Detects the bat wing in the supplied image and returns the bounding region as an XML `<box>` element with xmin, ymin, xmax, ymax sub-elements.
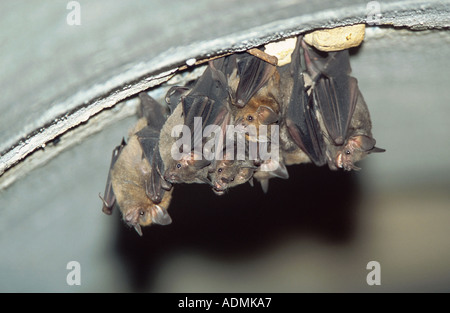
<box><xmin>181</xmin><ymin>62</ymin><xmax>230</xmax><ymax>149</ymax></box>
<box><xmin>136</xmin><ymin>126</ymin><xmax>169</xmax><ymax>203</ymax></box>
<box><xmin>234</xmin><ymin>53</ymin><xmax>276</xmax><ymax>108</ymax></box>
<box><xmin>100</xmin><ymin>139</ymin><xmax>126</xmax><ymax>214</ymax></box>
<box><xmin>302</xmin><ymin>42</ymin><xmax>356</xmax><ymax>145</ymax></box>
<box><xmin>285</xmin><ymin>37</ymin><xmax>327</xmax><ymax>166</ymax></box>
<box><xmin>138</xmin><ymin>92</ymin><xmax>168</xmax><ymax>131</ymax></box>
<box><xmin>286</xmin><ymin>95</ymin><xmax>327</xmax><ymax>166</ymax></box>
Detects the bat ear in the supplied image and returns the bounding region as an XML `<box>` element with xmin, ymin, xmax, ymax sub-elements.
<box><xmin>152</xmin><ymin>205</ymin><xmax>172</xmax><ymax>226</ymax></box>
<box><xmin>192</xmin><ymin>159</ymin><xmax>211</xmax><ymax>170</ymax></box>
<box><xmin>133</xmin><ymin>225</ymin><xmax>143</xmax><ymax>236</ymax></box>
<box><xmin>370</xmin><ymin>146</ymin><xmax>386</xmax><ymax>153</ymax></box>
<box><xmin>352</xmin><ymin>135</ymin><xmax>376</xmax><ymax>151</ymax></box>
<box><xmin>256</xmin><ymin>105</ymin><xmax>279</xmax><ymax>125</ymax></box>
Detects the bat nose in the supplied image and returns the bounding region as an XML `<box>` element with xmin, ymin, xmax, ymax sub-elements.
<box><xmin>163</xmin><ymin>173</ymin><xmax>176</xmax><ymax>183</ymax></box>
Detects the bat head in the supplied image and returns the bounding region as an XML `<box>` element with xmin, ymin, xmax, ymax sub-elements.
<box><xmin>163</xmin><ymin>151</ymin><xmax>211</xmax><ymax>184</ymax></box>
<box><xmin>331</xmin><ymin>135</ymin><xmax>385</xmax><ymax>171</ymax></box>
<box><xmin>122</xmin><ymin>203</ymin><xmax>172</xmax><ymax>236</ymax></box>
<box><xmin>234</xmin><ymin>96</ymin><xmax>279</xmax><ymax>128</ymax></box>
<box><xmin>209</xmin><ymin>158</ymin><xmax>256</xmax><ymax>195</ymax></box>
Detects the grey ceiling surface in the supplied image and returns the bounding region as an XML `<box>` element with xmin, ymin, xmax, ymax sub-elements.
<box><xmin>0</xmin><ymin>0</ymin><xmax>449</xmax><ymax>292</ymax></box>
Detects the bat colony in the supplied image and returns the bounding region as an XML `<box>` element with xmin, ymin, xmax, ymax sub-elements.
<box><xmin>100</xmin><ymin>33</ymin><xmax>385</xmax><ymax>236</ymax></box>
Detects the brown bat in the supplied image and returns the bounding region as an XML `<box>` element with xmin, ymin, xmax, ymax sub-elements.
<box><xmin>284</xmin><ymin>35</ymin><xmax>384</xmax><ymax>170</ymax></box>
<box><xmin>100</xmin><ymin>93</ymin><xmax>173</xmax><ymax>235</ymax></box>
<box><xmin>208</xmin><ymin>147</ymin><xmax>257</xmax><ymax>195</ymax></box>
<box><xmin>233</xmin><ymin>69</ymin><xmax>281</xmax><ymax>143</ymax></box>
<box><xmin>100</xmin><ymin>118</ymin><xmax>173</xmax><ymax>236</ymax></box>
<box><xmin>159</xmin><ymin>93</ymin><xmax>215</xmax><ymax>185</ymax></box>
<box><xmin>323</xmin><ymin>88</ymin><xmax>385</xmax><ymax>171</ymax></box>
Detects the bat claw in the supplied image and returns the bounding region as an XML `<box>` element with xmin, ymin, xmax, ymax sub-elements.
<box><xmin>98</xmin><ymin>193</ymin><xmax>113</xmax><ymax>215</ymax></box>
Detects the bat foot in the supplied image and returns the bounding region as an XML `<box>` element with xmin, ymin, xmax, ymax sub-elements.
<box><xmin>98</xmin><ymin>193</ymin><xmax>114</xmax><ymax>215</ymax></box>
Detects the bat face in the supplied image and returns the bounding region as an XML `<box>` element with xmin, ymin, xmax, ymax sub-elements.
<box><xmin>208</xmin><ymin>158</ymin><xmax>256</xmax><ymax>195</ymax></box>
<box><xmin>329</xmin><ymin>135</ymin><xmax>385</xmax><ymax>171</ymax></box>
<box><xmin>163</xmin><ymin>150</ymin><xmax>211</xmax><ymax>185</ymax></box>
<box><xmin>234</xmin><ymin>95</ymin><xmax>279</xmax><ymax>142</ymax></box>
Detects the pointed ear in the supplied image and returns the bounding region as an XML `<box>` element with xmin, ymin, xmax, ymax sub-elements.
<box><xmin>271</xmin><ymin>162</ymin><xmax>289</xmax><ymax>179</ymax></box>
<box><xmin>259</xmin><ymin>179</ymin><xmax>269</xmax><ymax>193</ymax></box>
<box><xmin>152</xmin><ymin>205</ymin><xmax>172</xmax><ymax>226</ymax></box>
<box><xmin>354</xmin><ymin>135</ymin><xmax>376</xmax><ymax>151</ymax></box>
<box><xmin>192</xmin><ymin>159</ymin><xmax>211</xmax><ymax>169</ymax></box>
<box><xmin>257</xmin><ymin>105</ymin><xmax>278</xmax><ymax>125</ymax></box>
<box><xmin>370</xmin><ymin>146</ymin><xmax>386</xmax><ymax>153</ymax></box>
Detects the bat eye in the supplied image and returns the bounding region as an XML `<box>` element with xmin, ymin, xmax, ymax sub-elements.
<box><xmin>176</xmin><ymin>163</ymin><xmax>182</xmax><ymax>169</ymax></box>
<box><xmin>230</xmin><ymin>177</ymin><xmax>234</xmax><ymax>182</ymax></box>
<box><xmin>247</xmin><ymin>115</ymin><xmax>253</xmax><ymax>121</ymax></box>
<box><xmin>218</xmin><ymin>168</ymin><xmax>223</xmax><ymax>173</ymax></box>
<box><xmin>345</xmin><ymin>150</ymin><xmax>351</xmax><ymax>155</ymax></box>
<box><xmin>139</xmin><ymin>210</ymin><xmax>145</xmax><ymax>216</ymax></box>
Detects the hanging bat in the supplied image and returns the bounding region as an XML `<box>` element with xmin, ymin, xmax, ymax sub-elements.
<box><xmin>300</xmin><ymin>38</ymin><xmax>385</xmax><ymax>170</ymax></box>
<box><xmin>302</xmin><ymin>38</ymin><xmax>357</xmax><ymax>147</ymax></box>
<box><xmin>284</xmin><ymin>36</ymin><xmax>327</xmax><ymax>166</ymax></box>
<box><xmin>158</xmin><ymin>102</ymin><xmax>213</xmax><ymax>185</ymax></box>
<box><xmin>325</xmin><ymin>87</ymin><xmax>385</xmax><ymax>171</ymax></box>
<box><xmin>99</xmin><ymin>93</ymin><xmax>173</xmax><ymax>236</ymax></box>
<box><xmin>232</xmin><ymin>50</ymin><xmax>278</xmax><ymax>108</ymax></box>
<box><xmin>208</xmin><ymin>146</ymin><xmax>258</xmax><ymax>195</ymax></box>
<box><xmin>233</xmin><ymin>68</ymin><xmax>281</xmax><ymax>143</ymax></box>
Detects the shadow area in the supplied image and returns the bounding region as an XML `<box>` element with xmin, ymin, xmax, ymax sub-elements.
<box><xmin>113</xmin><ymin>163</ymin><xmax>361</xmax><ymax>291</ymax></box>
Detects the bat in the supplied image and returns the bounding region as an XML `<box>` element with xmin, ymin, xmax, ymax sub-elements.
<box><xmin>324</xmin><ymin>88</ymin><xmax>385</xmax><ymax>171</ymax></box>
<box><xmin>233</xmin><ymin>50</ymin><xmax>277</xmax><ymax>108</ymax></box>
<box><xmin>161</xmin><ymin>50</ymin><xmax>277</xmax><ymax>185</ymax></box>
<box><xmin>233</xmin><ymin>68</ymin><xmax>281</xmax><ymax>143</ymax></box>
<box><xmin>284</xmin><ymin>35</ymin><xmax>384</xmax><ymax>170</ymax></box>
<box><xmin>136</xmin><ymin>92</ymin><xmax>173</xmax><ymax>200</ymax></box>
<box><xmin>208</xmin><ymin>146</ymin><xmax>258</xmax><ymax>195</ymax></box>
<box><xmin>284</xmin><ymin>36</ymin><xmax>327</xmax><ymax>166</ymax></box>
<box><xmin>300</xmin><ymin>38</ymin><xmax>385</xmax><ymax>170</ymax></box>
<box><xmin>100</xmin><ymin>31</ymin><xmax>385</xmax><ymax>234</ymax></box>
<box><xmin>160</xmin><ymin>57</ymin><xmax>233</xmax><ymax>185</ymax></box>
<box><xmin>302</xmin><ymin>38</ymin><xmax>357</xmax><ymax>146</ymax></box>
<box><xmin>100</xmin><ymin>93</ymin><xmax>173</xmax><ymax>235</ymax></box>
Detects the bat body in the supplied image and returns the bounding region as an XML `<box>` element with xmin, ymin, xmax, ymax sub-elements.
<box><xmin>159</xmin><ymin>103</ymin><xmax>213</xmax><ymax>185</ymax></box>
<box><xmin>233</xmin><ymin>69</ymin><xmax>281</xmax><ymax>143</ymax></box>
<box><xmin>100</xmin><ymin>93</ymin><xmax>173</xmax><ymax>235</ymax></box>
<box><xmin>324</xmin><ymin>88</ymin><xmax>385</xmax><ymax>170</ymax></box>
<box><xmin>101</xmin><ymin>118</ymin><xmax>173</xmax><ymax>236</ymax></box>
<box><xmin>301</xmin><ymin>39</ymin><xmax>385</xmax><ymax>170</ymax></box>
<box><xmin>284</xmin><ymin>36</ymin><xmax>328</xmax><ymax>167</ymax></box>
<box><xmin>284</xmin><ymin>36</ymin><xmax>384</xmax><ymax>170</ymax></box>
